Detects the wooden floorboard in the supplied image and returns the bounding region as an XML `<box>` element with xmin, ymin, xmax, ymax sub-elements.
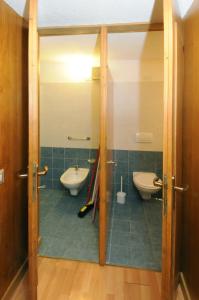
<box><xmin>11</xmin><ymin>257</ymin><xmax>162</xmax><ymax>300</ymax></box>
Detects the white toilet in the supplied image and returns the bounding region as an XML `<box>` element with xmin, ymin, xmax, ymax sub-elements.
<box><xmin>60</xmin><ymin>167</ymin><xmax>89</xmax><ymax>196</ymax></box>
<box><xmin>133</xmin><ymin>172</ymin><xmax>161</xmax><ymax>200</ymax></box>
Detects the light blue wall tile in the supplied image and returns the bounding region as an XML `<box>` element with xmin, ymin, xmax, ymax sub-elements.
<box><xmin>64</xmin><ymin>158</ymin><xmax>77</xmax><ymax>169</ymax></box>
<box><xmin>41</xmin><ymin>157</ymin><xmax>52</xmax><ymax>168</ymax></box>
<box><xmin>53</xmin><ymin>147</ymin><xmax>64</xmax><ymax>158</ymax></box>
<box><xmin>40</xmin><ymin>179</ymin><xmax>53</xmax><ymax>189</ymax></box>
<box><xmin>53</xmin><ymin>168</ymin><xmax>64</xmax><ymax>179</ymax></box>
<box><xmin>89</xmin><ymin>148</ymin><xmax>98</xmax><ymax>157</ymax></box>
<box><xmin>77</xmin><ymin>159</ymin><xmax>90</xmax><ymax>169</ymax></box>
<box><xmin>115</xmin><ymin>150</ymin><xmax>128</xmax><ymax>162</ymax></box>
<box><xmin>77</xmin><ymin>149</ymin><xmax>90</xmax><ymax>159</ymax></box>
<box><xmin>53</xmin><ymin>180</ymin><xmax>64</xmax><ymax>190</ymax></box>
<box><xmin>115</xmin><ymin>161</ymin><xmax>128</xmax><ymax>173</ymax></box>
<box><xmin>41</xmin><ymin>147</ymin><xmax>52</xmax><ymax>157</ymax></box>
<box><xmin>65</xmin><ymin>148</ymin><xmax>78</xmax><ymax>159</ymax></box>
<box><xmin>53</xmin><ymin>158</ymin><xmax>64</xmax><ymax>169</ymax></box>
<box><xmin>44</xmin><ymin>168</ymin><xmax>53</xmax><ymax>180</ymax></box>
<box><xmin>114</xmin><ymin>172</ymin><xmax>129</xmax><ymax>185</ymax></box>
<box><xmin>40</xmin><ymin>148</ymin><xmax>163</xmax><ymax>197</ymax></box>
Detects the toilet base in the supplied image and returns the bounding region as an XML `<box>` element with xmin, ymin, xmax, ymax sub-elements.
<box><xmin>139</xmin><ymin>191</ymin><xmax>152</xmax><ymax>200</ymax></box>
<box><xmin>69</xmin><ymin>189</ymin><xmax>79</xmax><ymax>196</ymax></box>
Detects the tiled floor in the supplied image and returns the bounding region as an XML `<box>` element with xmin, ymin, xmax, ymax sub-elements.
<box><xmin>107</xmin><ymin>194</ymin><xmax>162</xmax><ymax>271</ymax></box>
<box><xmin>39</xmin><ymin>189</ymin><xmax>162</xmax><ymax>271</ymax></box>
<box><xmin>39</xmin><ymin>189</ymin><xmax>99</xmax><ymax>262</ymax></box>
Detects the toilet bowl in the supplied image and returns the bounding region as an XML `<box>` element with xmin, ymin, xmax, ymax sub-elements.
<box><xmin>133</xmin><ymin>172</ymin><xmax>161</xmax><ymax>200</ymax></box>
<box><xmin>60</xmin><ymin>167</ymin><xmax>89</xmax><ymax>196</ymax></box>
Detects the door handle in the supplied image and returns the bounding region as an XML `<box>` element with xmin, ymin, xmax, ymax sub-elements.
<box><xmin>153</xmin><ymin>177</ymin><xmax>163</xmax><ymax>187</ymax></box>
<box><xmin>172</xmin><ymin>176</ymin><xmax>189</xmax><ymax>193</ymax></box>
<box><xmin>38</xmin><ymin>185</ymin><xmax>46</xmax><ymax>190</ymax></box>
<box><xmin>18</xmin><ymin>173</ymin><xmax>28</xmax><ymax>179</ymax></box>
<box><xmin>37</xmin><ymin>166</ymin><xmax>48</xmax><ymax>176</ymax></box>
<box><xmin>18</xmin><ymin>165</ymin><xmax>49</xmax><ymax>178</ymax></box>
<box><xmin>173</xmin><ymin>185</ymin><xmax>189</xmax><ymax>192</ymax></box>
<box><xmin>106</xmin><ymin>160</ymin><xmax>117</xmax><ymax>167</ymax></box>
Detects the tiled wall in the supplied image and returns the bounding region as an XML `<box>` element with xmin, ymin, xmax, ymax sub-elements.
<box><xmin>40</xmin><ymin>147</ymin><xmax>163</xmax><ymax>199</ymax></box>
<box><xmin>113</xmin><ymin>150</ymin><xmax>163</xmax><ymax>198</ymax></box>
<box><xmin>40</xmin><ymin>147</ymin><xmax>97</xmax><ymax>190</ymax></box>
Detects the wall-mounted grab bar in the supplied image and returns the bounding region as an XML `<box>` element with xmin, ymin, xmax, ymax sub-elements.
<box><xmin>67</xmin><ymin>136</ymin><xmax>91</xmax><ymax>141</ymax></box>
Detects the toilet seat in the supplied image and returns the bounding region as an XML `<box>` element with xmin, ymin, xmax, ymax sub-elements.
<box><xmin>133</xmin><ymin>172</ymin><xmax>159</xmax><ymax>191</ymax></box>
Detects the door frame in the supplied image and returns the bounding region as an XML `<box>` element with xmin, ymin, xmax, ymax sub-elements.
<box><xmin>162</xmin><ymin>1</ymin><xmax>184</xmax><ymax>299</ymax></box>
<box><xmin>31</xmin><ymin>19</ymin><xmax>168</xmax><ymax>298</ymax></box>
<box><xmin>28</xmin><ymin>0</ymin><xmax>39</xmax><ymax>299</ymax></box>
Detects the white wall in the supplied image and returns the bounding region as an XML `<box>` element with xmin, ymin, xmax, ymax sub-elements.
<box><xmin>40</xmin><ymin>82</ymin><xmax>100</xmax><ymax>149</ymax></box>
<box><xmin>108</xmin><ymin>32</ymin><xmax>164</xmax><ymax>151</ymax></box>
<box><xmin>110</xmin><ymin>80</ymin><xmax>164</xmax><ymax>151</ymax></box>
<box><xmin>40</xmin><ymin>32</ymin><xmax>164</xmax><ymax>151</ymax></box>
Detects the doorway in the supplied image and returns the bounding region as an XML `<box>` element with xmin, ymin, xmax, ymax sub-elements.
<box><xmin>105</xmin><ymin>31</ymin><xmax>164</xmax><ymax>271</ymax></box>
<box><xmin>38</xmin><ymin>34</ymin><xmax>100</xmax><ymax>263</ymax></box>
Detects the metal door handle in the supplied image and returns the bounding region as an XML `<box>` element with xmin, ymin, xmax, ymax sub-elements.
<box><xmin>37</xmin><ymin>166</ymin><xmax>48</xmax><ymax>176</ymax></box>
<box><xmin>106</xmin><ymin>160</ymin><xmax>117</xmax><ymax>167</ymax></box>
<box><xmin>38</xmin><ymin>185</ymin><xmax>46</xmax><ymax>190</ymax></box>
<box><xmin>173</xmin><ymin>185</ymin><xmax>189</xmax><ymax>192</ymax></box>
<box><xmin>18</xmin><ymin>165</ymin><xmax>48</xmax><ymax>178</ymax></box>
<box><xmin>153</xmin><ymin>177</ymin><xmax>163</xmax><ymax>187</ymax></box>
<box><xmin>172</xmin><ymin>176</ymin><xmax>189</xmax><ymax>193</ymax></box>
<box><xmin>18</xmin><ymin>173</ymin><xmax>28</xmax><ymax>179</ymax></box>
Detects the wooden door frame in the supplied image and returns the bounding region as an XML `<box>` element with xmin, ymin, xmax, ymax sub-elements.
<box><xmin>99</xmin><ymin>26</ymin><xmax>108</xmax><ymax>265</ymax></box>
<box><xmin>161</xmin><ymin>0</ymin><xmax>173</xmax><ymax>298</ymax></box>
<box><xmin>34</xmin><ymin>20</ymin><xmax>166</xmax><ymax>296</ymax></box>
<box><xmin>28</xmin><ymin>0</ymin><xmax>39</xmax><ymax>299</ymax></box>
<box><xmin>38</xmin><ymin>22</ymin><xmax>164</xmax><ymax>266</ymax></box>
<box><xmin>162</xmin><ymin>1</ymin><xmax>184</xmax><ymax>299</ymax></box>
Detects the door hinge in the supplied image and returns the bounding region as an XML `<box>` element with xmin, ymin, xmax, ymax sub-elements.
<box><xmin>163</xmin><ymin>175</ymin><xmax>168</xmax><ymax>216</ymax></box>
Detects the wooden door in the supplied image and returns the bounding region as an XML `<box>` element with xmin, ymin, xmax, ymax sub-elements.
<box><xmin>181</xmin><ymin>2</ymin><xmax>199</xmax><ymax>299</ymax></box>
<box><xmin>162</xmin><ymin>1</ymin><xmax>184</xmax><ymax>299</ymax></box>
<box><xmin>28</xmin><ymin>0</ymin><xmax>39</xmax><ymax>299</ymax></box>
<box><xmin>0</xmin><ymin>2</ymin><xmax>28</xmax><ymax>298</ymax></box>
<box><xmin>99</xmin><ymin>26</ymin><xmax>113</xmax><ymax>265</ymax></box>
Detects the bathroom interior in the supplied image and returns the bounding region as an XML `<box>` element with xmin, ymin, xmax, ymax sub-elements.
<box><xmin>39</xmin><ymin>29</ymin><xmax>164</xmax><ymax>271</ymax></box>
<box><xmin>39</xmin><ymin>34</ymin><xmax>101</xmax><ymax>262</ymax></box>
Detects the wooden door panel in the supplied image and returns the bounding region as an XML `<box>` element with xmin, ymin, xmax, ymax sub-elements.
<box><xmin>182</xmin><ymin>3</ymin><xmax>199</xmax><ymax>299</ymax></box>
<box><xmin>99</xmin><ymin>26</ymin><xmax>113</xmax><ymax>265</ymax></box>
<box><xmin>162</xmin><ymin>1</ymin><xmax>183</xmax><ymax>299</ymax></box>
<box><xmin>0</xmin><ymin>2</ymin><xmax>28</xmax><ymax>298</ymax></box>
<box><xmin>172</xmin><ymin>21</ymin><xmax>184</xmax><ymax>295</ymax></box>
<box><xmin>28</xmin><ymin>0</ymin><xmax>39</xmax><ymax>299</ymax></box>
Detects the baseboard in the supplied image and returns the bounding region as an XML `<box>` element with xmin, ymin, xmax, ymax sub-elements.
<box><xmin>2</xmin><ymin>259</ymin><xmax>27</xmax><ymax>300</ymax></box>
<box><xmin>179</xmin><ymin>272</ymin><xmax>191</xmax><ymax>300</ymax></box>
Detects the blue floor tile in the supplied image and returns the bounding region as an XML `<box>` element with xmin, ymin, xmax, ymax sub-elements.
<box><xmin>107</xmin><ymin>193</ymin><xmax>162</xmax><ymax>271</ymax></box>
<box><xmin>39</xmin><ymin>189</ymin><xmax>99</xmax><ymax>263</ymax></box>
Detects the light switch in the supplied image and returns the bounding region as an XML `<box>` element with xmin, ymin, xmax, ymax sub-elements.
<box><xmin>0</xmin><ymin>169</ymin><xmax>5</xmax><ymax>184</ymax></box>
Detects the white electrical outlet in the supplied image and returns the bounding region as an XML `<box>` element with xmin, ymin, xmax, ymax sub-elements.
<box><xmin>0</xmin><ymin>169</ymin><xmax>5</xmax><ymax>184</ymax></box>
